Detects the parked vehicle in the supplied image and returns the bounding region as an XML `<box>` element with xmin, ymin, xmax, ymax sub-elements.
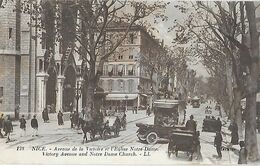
<box><xmin>136</xmin><ymin>99</ymin><xmax>187</xmax><ymax>144</ymax></box>
<box><xmin>191</xmin><ymin>97</ymin><xmax>200</xmax><ymax>108</ymax></box>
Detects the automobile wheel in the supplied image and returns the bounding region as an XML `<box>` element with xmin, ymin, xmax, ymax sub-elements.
<box><xmin>146</xmin><ymin>132</ymin><xmax>158</xmax><ymax>144</ymax></box>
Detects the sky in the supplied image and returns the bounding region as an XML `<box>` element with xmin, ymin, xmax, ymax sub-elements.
<box><xmin>146</xmin><ymin>1</ymin><xmax>210</xmax><ymax>77</ymax></box>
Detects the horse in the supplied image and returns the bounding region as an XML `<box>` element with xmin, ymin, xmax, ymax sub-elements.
<box><xmin>81</xmin><ymin>121</ymin><xmax>94</xmax><ymax>143</ymax></box>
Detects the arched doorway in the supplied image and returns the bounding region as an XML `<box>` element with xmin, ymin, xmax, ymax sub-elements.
<box><xmin>63</xmin><ymin>66</ymin><xmax>76</xmax><ymax>112</ymax></box>
<box><xmin>46</xmin><ymin>67</ymin><xmax>57</xmax><ymax>112</ymax></box>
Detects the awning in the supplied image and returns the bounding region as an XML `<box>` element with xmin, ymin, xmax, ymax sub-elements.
<box><xmin>108</xmin><ymin>65</ymin><xmax>113</xmax><ymax>72</ymax></box>
<box><xmin>106</xmin><ymin>94</ymin><xmax>138</xmax><ymax>101</ymax></box>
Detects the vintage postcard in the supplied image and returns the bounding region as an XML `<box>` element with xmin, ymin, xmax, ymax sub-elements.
<box><xmin>0</xmin><ymin>0</ymin><xmax>260</xmax><ymax>165</ymax></box>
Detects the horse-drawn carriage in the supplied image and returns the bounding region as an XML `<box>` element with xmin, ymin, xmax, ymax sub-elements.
<box><xmin>81</xmin><ymin>110</ymin><xmax>124</xmax><ymax>143</ymax></box>
<box><xmin>168</xmin><ymin>130</ymin><xmax>200</xmax><ymax>161</ymax></box>
<box><xmin>136</xmin><ymin>99</ymin><xmax>187</xmax><ymax>144</ymax></box>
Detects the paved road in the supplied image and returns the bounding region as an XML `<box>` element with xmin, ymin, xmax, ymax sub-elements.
<box><xmin>0</xmin><ymin>105</ymin><xmax>240</xmax><ymax>164</ymax></box>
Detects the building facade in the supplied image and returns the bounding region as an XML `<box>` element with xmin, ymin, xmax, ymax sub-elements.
<box><xmin>99</xmin><ymin>25</ymin><xmax>164</xmax><ymax>110</ymax></box>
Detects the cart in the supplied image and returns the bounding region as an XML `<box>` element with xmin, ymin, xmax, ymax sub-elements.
<box><xmin>168</xmin><ymin>130</ymin><xmax>198</xmax><ymax>161</ymax></box>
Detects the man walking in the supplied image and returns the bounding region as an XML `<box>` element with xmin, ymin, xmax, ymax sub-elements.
<box><xmin>238</xmin><ymin>141</ymin><xmax>247</xmax><ymax>164</ymax></box>
<box><xmin>57</xmin><ymin>111</ymin><xmax>64</xmax><ymax>125</ymax></box>
<box><xmin>214</xmin><ymin>131</ymin><xmax>223</xmax><ymax>159</ymax></box>
<box><xmin>146</xmin><ymin>106</ymin><xmax>151</xmax><ymax>116</ymax></box>
<box><xmin>0</xmin><ymin>113</ymin><xmax>4</xmax><ymax>138</ymax></box>
<box><xmin>186</xmin><ymin>115</ymin><xmax>197</xmax><ymax>132</ymax></box>
<box><xmin>19</xmin><ymin>115</ymin><xmax>26</xmax><ymax>137</ymax></box>
<box><xmin>31</xmin><ymin>115</ymin><xmax>38</xmax><ymax>137</ymax></box>
<box><xmin>4</xmin><ymin>115</ymin><xmax>13</xmax><ymax>143</ymax></box>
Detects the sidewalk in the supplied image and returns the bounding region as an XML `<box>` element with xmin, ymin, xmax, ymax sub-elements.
<box><xmin>1</xmin><ymin>109</ymin><xmax>149</xmax><ymax>144</ymax></box>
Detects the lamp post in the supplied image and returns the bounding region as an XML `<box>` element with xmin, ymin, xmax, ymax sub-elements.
<box><xmin>125</xmin><ymin>95</ymin><xmax>128</xmax><ymax>112</ymax></box>
<box><xmin>75</xmin><ymin>80</ymin><xmax>82</xmax><ymax>113</ymax></box>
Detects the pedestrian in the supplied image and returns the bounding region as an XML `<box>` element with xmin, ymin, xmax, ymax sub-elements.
<box><xmin>70</xmin><ymin>111</ymin><xmax>74</xmax><ymax>128</ymax></box>
<box><xmin>186</xmin><ymin>115</ymin><xmax>197</xmax><ymax>132</ymax></box>
<box><xmin>0</xmin><ymin>113</ymin><xmax>4</xmax><ymax>138</ymax></box>
<box><xmin>19</xmin><ymin>115</ymin><xmax>26</xmax><ymax>137</ymax></box>
<box><xmin>238</xmin><ymin>141</ymin><xmax>247</xmax><ymax>164</ymax></box>
<box><xmin>135</xmin><ymin>106</ymin><xmax>137</xmax><ymax>114</ymax></box>
<box><xmin>14</xmin><ymin>104</ymin><xmax>20</xmax><ymax>120</ymax></box>
<box><xmin>31</xmin><ymin>115</ymin><xmax>38</xmax><ymax>137</ymax></box>
<box><xmin>146</xmin><ymin>106</ymin><xmax>151</xmax><ymax>116</ymax></box>
<box><xmin>132</xmin><ymin>107</ymin><xmax>135</xmax><ymax>114</ymax></box>
<box><xmin>57</xmin><ymin>111</ymin><xmax>64</xmax><ymax>125</ymax></box>
<box><xmin>214</xmin><ymin>131</ymin><xmax>223</xmax><ymax>159</ymax></box>
<box><xmin>42</xmin><ymin>108</ymin><xmax>49</xmax><ymax>123</ymax></box>
<box><xmin>216</xmin><ymin>118</ymin><xmax>222</xmax><ymax>132</ymax></box>
<box><xmin>4</xmin><ymin>115</ymin><xmax>13</xmax><ymax>143</ymax></box>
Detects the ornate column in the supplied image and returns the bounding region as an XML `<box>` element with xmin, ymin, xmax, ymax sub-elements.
<box><xmin>36</xmin><ymin>72</ymin><xmax>49</xmax><ymax>112</ymax></box>
<box><xmin>56</xmin><ymin>75</ymin><xmax>65</xmax><ymax>112</ymax></box>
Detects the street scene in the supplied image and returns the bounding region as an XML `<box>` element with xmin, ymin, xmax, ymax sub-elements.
<box><xmin>0</xmin><ymin>0</ymin><xmax>260</xmax><ymax>165</ymax></box>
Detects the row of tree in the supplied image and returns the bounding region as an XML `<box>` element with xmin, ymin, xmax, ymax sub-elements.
<box><xmin>172</xmin><ymin>1</ymin><xmax>259</xmax><ymax>161</ymax></box>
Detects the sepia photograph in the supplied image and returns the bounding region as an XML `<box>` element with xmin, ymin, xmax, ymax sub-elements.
<box><xmin>0</xmin><ymin>0</ymin><xmax>260</xmax><ymax>165</ymax></box>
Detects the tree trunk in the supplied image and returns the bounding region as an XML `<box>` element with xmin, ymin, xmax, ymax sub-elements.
<box><xmin>226</xmin><ymin>60</ymin><xmax>234</xmax><ymax>119</ymax></box>
<box><xmin>244</xmin><ymin>2</ymin><xmax>259</xmax><ymax>161</ymax></box>
<box><xmin>234</xmin><ymin>88</ymin><xmax>243</xmax><ymax>140</ymax></box>
<box><xmin>245</xmin><ymin>88</ymin><xmax>258</xmax><ymax>161</ymax></box>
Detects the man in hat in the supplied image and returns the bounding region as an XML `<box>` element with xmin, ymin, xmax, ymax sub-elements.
<box><xmin>214</xmin><ymin>131</ymin><xmax>223</xmax><ymax>159</ymax></box>
<box><xmin>31</xmin><ymin>115</ymin><xmax>38</xmax><ymax>137</ymax></box>
<box><xmin>186</xmin><ymin>115</ymin><xmax>197</xmax><ymax>132</ymax></box>
<box><xmin>19</xmin><ymin>115</ymin><xmax>26</xmax><ymax>137</ymax></box>
<box><xmin>4</xmin><ymin>115</ymin><xmax>13</xmax><ymax>143</ymax></box>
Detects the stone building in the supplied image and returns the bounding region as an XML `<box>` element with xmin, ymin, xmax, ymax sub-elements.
<box><xmin>0</xmin><ymin>0</ymin><xmax>164</xmax><ymax>115</ymax></box>
<box><xmin>98</xmin><ymin>24</ymin><xmax>164</xmax><ymax>110</ymax></box>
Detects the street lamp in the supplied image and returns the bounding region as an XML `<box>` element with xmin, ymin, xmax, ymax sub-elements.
<box><xmin>75</xmin><ymin>81</ymin><xmax>82</xmax><ymax>113</ymax></box>
<box><xmin>125</xmin><ymin>95</ymin><xmax>128</xmax><ymax>112</ymax></box>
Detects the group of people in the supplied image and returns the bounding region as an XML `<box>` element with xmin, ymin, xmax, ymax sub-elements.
<box><xmin>0</xmin><ymin>114</ymin><xmax>39</xmax><ymax>143</ymax></box>
<box><xmin>185</xmin><ymin>114</ymin><xmax>247</xmax><ymax>164</ymax></box>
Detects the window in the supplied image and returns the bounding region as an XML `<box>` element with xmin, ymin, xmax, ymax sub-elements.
<box><xmin>108</xmin><ymin>65</ymin><xmax>113</xmax><ymax>77</ymax></box>
<box><xmin>129</xmin><ymin>55</ymin><xmax>133</xmax><ymax>59</ymax></box>
<box><xmin>0</xmin><ymin>87</ymin><xmax>3</xmax><ymax>104</ymax></box>
<box><xmin>128</xmin><ymin>65</ymin><xmax>134</xmax><ymax>75</ymax></box>
<box><xmin>118</xmin><ymin>55</ymin><xmax>123</xmax><ymax>60</ymax></box>
<box><xmin>129</xmin><ymin>34</ymin><xmax>134</xmax><ymax>44</ymax></box>
<box><xmin>118</xmin><ymin>64</ymin><xmax>124</xmax><ymax>76</ymax></box>
<box><xmin>9</xmin><ymin>28</ymin><xmax>12</xmax><ymax>39</ymax></box>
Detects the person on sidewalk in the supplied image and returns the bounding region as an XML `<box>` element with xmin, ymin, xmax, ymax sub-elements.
<box><xmin>19</xmin><ymin>115</ymin><xmax>26</xmax><ymax>137</ymax></box>
<box><xmin>42</xmin><ymin>108</ymin><xmax>49</xmax><ymax>123</ymax></box>
<box><xmin>216</xmin><ymin>118</ymin><xmax>222</xmax><ymax>132</ymax></box>
<box><xmin>31</xmin><ymin>115</ymin><xmax>38</xmax><ymax>137</ymax></box>
<box><xmin>135</xmin><ymin>107</ymin><xmax>137</xmax><ymax>114</ymax></box>
<box><xmin>0</xmin><ymin>113</ymin><xmax>4</xmax><ymax>138</ymax></box>
<box><xmin>57</xmin><ymin>111</ymin><xmax>64</xmax><ymax>125</ymax></box>
<box><xmin>186</xmin><ymin>115</ymin><xmax>197</xmax><ymax>132</ymax></box>
<box><xmin>238</xmin><ymin>141</ymin><xmax>247</xmax><ymax>164</ymax></box>
<box><xmin>4</xmin><ymin>115</ymin><xmax>13</xmax><ymax>143</ymax></box>
<box><xmin>214</xmin><ymin>131</ymin><xmax>223</xmax><ymax>159</ymax></box>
